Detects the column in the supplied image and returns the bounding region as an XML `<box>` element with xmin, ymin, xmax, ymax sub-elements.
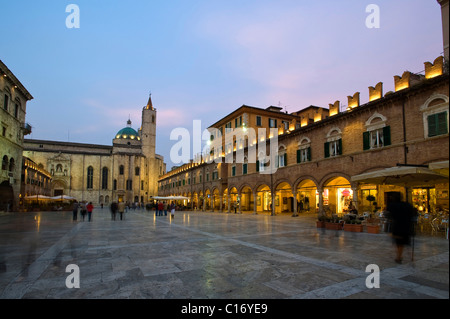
<box><xmin>227</xmin><ymin>194</ymin><xmax>231</xmax><ymax>213</ymax></box>
<box><xmin>253</xmin><ymin>190</ymin><xmax>257</xmax><ymax>215</ymax></box>
<box><xmin>318</xmin><ymin>187</ymin><xmax>324</xmax><ymax>216</ymax></box>
<box><xmin>292</xmin><ymin>190</ymin><xmax>298</xmax><ymax>217</ymax></box>
<box><xmin>352</xmin><ymin>184</ymin><xmax>359</xmax><ymax>214</ymax></box>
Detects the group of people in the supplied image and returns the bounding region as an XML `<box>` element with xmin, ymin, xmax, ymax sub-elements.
<box><xmin>72</xmin><ymin>201</ymin><xmax>94</xmax><ymax>222</ymax></box>
<box><xmin>109</xmin><ymin>201</ymin><xmax>127</xmax><ymax>221</ymax></box>
<box><xmin>156</xmin><ymin>201</ymin><xmax>176</xmax><ymax>219</ymax></box>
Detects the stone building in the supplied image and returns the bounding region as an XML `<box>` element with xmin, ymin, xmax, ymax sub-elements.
<box><xmin>158</xmin><ymin>58</ymin><xmax>449</xmax><ymax>216</ymax></box>
<box><xmin>23</xmin><ymin>96</ymin><xmax>166</xmax><ymax>206</ymax></box>
<box><xmin>0</xmin><ymin>60</ymin><xmax>33</xmax><ymax>211</ymax></box>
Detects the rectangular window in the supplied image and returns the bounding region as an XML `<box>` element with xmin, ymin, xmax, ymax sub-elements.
<box><xmin>14</xmin><ymin>104</ymin><xmax>19</xmax><ymax>118</ymax></box>
<box><xmin>364</xmin><ymin>126</ymin><xmax>391</xmax><ymax>150</ymax></box>
<box><xmin>428</xmin><ymin>112</ymin><xmax>448</xmax><ymax>137</ymax></box>
<box><xmin>297</xmin><ymin>148</ymin><xmax>311</xmax><ymax>163</ymax></box>
<box><xmin>325</xmin><ymin>139</ymin><xmax>342</xmax><ymax>158</ymax></box>
<box><xmin>3</xmin><ymin>95</ymin><xmax>8</xmax><ymax>111</ymax></box>
<box><xmin>269</xmin><ymin>118</ymin><xmax>277</xmax><ymax>128</ymax></box>
<box><xmin>256</xmin><ymin>116</ymin><xmax>262</xmax><ymax>126</ymax></box>
<box><xmin>232</xmin><ymin>166</ymin><xmax>236</xmax><ymax>176</ymax></box>
<box><xmin>243</xmin><ymin>163</ymin><xmax>248</xmax><ymax>175</ymax></box>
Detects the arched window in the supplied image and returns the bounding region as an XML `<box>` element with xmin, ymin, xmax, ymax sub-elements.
<box><xmin>297</xmin><ymin>137</ymin><xmax>311</xmax><ymax>163</ymax></box>
<box><xmin>119</xmin><ymin>165</ymin><xmax>124</xmax><ymax>175</ymax></box>
<box><xmin>420</xmin><ymin>94</ymin><xmax>449</xmax><ymax>138</ymax></box>
<box><xmin>102</xmin><ymin>167</ymin><xmax>108</xmax><ymax>190</ymax></box>
<box><xmin>56</xmin><ymin>164</ymin><xmax>63</xmax><ymax>172</ymax></box>
<box><xmin>2</xmin><ymin>155</ymin><xmax>8</xmax><ymax>170</ymax></box>
<box><xmin>87</xmin><ymin>166</ymin><xmax>94</xmax><ymax>189</ymax></box>
<box><xmin>9</xmin><ymin>158</ymin><xmax>15</xmax><ymax>172</ymax></box>
<box><xmin>325</xmin><ymin>127</ymin><xmax>342</xmax><ymax>158</ymax></box>
<box><xmin>363</xmin><ymin>112</ymin><xmax>390</xmax><ymax>150</ymax></box>
<box><xmin>277</xmin><ymin>145</ymin><xmax>287</xmax><ymax>167</ymax></box>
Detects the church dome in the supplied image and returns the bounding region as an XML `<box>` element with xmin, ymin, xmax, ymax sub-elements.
<box><xmin>115</xmin><ymin>119</ymin><xmax>140</xmax><ymax>140</ymax></box>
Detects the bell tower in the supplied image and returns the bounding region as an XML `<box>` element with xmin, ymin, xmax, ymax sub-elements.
<box><xmin>140</xmin><ymin>94</ymin><xmax>158</xmax><ymax>197</ymax></box>
<box><xmin>141</xmin><ymin>94</ymin><xmax>156</xmax><ymax>158</ymax></box>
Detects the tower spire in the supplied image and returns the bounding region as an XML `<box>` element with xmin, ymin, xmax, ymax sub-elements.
<box><xmin>146</xmin><ymin>92</ymin><xmax>154</xmax><ymax>110</ymax></box>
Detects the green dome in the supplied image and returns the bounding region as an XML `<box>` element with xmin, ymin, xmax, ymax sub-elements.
<box><xmin>115</xmin><ymin>127</ymin><xmax>140</xmax><ymax>140</ymax></box>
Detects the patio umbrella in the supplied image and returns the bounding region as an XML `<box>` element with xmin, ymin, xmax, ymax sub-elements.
<box><xmin>50</xmin><ymin>195</ymin><xmax>76</xmax><ymax>201</ymax></box>
<box><xmin>351</xmin><ymin>165</ymin><xmax>448</xmax><ymax>187</ymax></box>
<box><xmin>24</xmin><ymin>195</ymin><xmax>52</xmax><ymax>201</ymax></box>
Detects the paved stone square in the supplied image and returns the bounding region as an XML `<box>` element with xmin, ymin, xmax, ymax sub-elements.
<box><xmin>0</xmin><ymin>209</ymin><xmax>448</xmax><ymax>299</ymax></box>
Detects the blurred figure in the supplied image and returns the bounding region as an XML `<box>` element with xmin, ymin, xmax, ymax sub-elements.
<box><xmin>110</xmin><ymin>201</ymin><xmax>118</xmax><ymax>220</ymax></box>
<box><xmin>86</xmin><ymin>202</ymin><xmax>94</xmax><ymax>222</ymax></box>
<box><xmin>386</xmin><ymin>199</ymin><xmax>417</xmax><ymax>264</ymax></box>
<box><xmin>118</xmin><ymin>201</ymin><xmax>126</xmax><ymax>220</ymax></box>
<box><xmin>72</xmin><ymin>201</ymin><xmax>79</xmax><ymax>221</ymax></box>
<box><xmin>170</xmin><ymin>201</ymin><xmax>175</xmax><ymax>219</ymax></box>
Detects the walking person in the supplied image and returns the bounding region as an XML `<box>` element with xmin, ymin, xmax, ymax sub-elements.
<box><xmin>386</xmin><ymin>198</ymin><xmax>417</xmax><ymax>264</ymax></box>
<box><xmin>158</xmin><ymin>201</ymin><xmax>164</xmax><ymax>216</ymax></box>
<box><xmin>118</xmin><ymin>201</ymin><xmax>125</xmax><ymax>220</ymax></box>
<box><xmin>110</xmin><ymin>201</ymin><xmax>118</xmax><ymax>220</ymax></box>
<box><xmin>163</xmin><ymin>201</ymin><xmax>168</xmax><ymax>216</ymax></box>
<box><xmin>80</xmin><ymin>201</ymin><xmax>87</xmax><ymax>221</ymax></box>
<box><xmin>170</xmin><ymin>202</ymin><xmax>175</xmax><ymax>220</ymax></box>
<box><xmin>72</xmin><ymin>201</ymin><xmax>79</xmax><ymax>221</ymax></box>
<box><xmin>86</xmin><ymin>202</ymin><xmax>94</xmax><ymax>222</ymax></box>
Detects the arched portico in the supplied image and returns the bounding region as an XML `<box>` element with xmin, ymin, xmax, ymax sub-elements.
<box><xmin>294</xmin><ymin>178</ymin><xmax>319</xmax><ymax>216</ymax></box>
<box><xmin>320</xmin><ymin>175</ymin><xmax>354</xmax><ymax>216</ymax></box>
<box><xmin>274</xmin><ymin>181</ymin><xmax>294</xmax><ymax>214</ymax></box>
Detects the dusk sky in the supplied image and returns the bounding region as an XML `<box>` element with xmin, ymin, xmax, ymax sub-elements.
<box><xmin>0</xmin><ymin>0</ymin><xmax>444</xmax><ymax>170</ymax></box>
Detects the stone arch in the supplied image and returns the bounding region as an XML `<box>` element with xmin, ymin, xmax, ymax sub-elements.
<box><xmin>320</xmin><ymin>174</ymin><xmax>353</xmax><ymax>216</ymax></box>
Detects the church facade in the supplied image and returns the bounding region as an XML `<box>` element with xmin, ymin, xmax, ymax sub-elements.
<box><xmin>23</xmin><ymin>96</ymin><xmax>166</xmax><ymax>206</ymax></box>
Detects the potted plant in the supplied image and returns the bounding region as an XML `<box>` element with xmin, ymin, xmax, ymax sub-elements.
<box><xmin>316</xmin><ymin>215</ymin><xmax>326</xmax><ymax>228</ymax></box>
<box><xmin>353</xmin><ymin>219</ymin><xmax>364</xmax><ymax>232</ymax></box>
<box><xmin>366</xmin><ymin>218</ymin><xmax>381</xmax><ymax>234</ymax></box>
<box><xmin>366</xmin><ymin>194</ymin><xmax>376</xmax><ymax>214</ymax></box>
<box><xmin>343</xmin><ymin>219</ymin><xmax>354</xmax><ymax>232</ymax></box>
<box><xmin>325</xmin><ymin>217</ymin><xmax>343</xmax><ymax>230</ymax></box>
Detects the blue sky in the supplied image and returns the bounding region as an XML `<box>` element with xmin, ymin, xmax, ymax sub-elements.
<box><xmin>0</xmin><ymin>0</ymin><xmax>444</xmax><ymax>170</ymax></box>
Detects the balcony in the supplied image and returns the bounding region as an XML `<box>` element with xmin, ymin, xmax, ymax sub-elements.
<box><xmin>23</xmin><ymin>123</ymin><xmax>32</xmax><ymax>135</ymax></box>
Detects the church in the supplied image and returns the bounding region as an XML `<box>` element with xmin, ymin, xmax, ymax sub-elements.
<box><xmin>22</xmin><ymin>95</ymin><xmax>166</xmax><ymax>206</ymax></box>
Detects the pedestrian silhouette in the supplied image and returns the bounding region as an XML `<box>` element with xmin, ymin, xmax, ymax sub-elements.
<box><xmin>386</xmin><ymin>199</ymin><xmax>417</xmax><ymax>263</ymax></box>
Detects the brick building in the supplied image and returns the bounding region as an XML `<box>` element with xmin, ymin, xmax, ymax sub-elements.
<box><xmin>158</xmin><ymin>58</ymin><xmax>449</xmax><ymax>216</ymax></box>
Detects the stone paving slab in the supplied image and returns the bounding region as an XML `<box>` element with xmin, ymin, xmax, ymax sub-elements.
<box><xmin>0</xmin><ymin>209</ymin><xmax>448</xmax><ymax>300</ymax></box>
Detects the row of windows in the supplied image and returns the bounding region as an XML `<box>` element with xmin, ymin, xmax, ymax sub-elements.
<box><xmin>2</xmin><ymin>93</ymin><xmax>20</xmax><ymax>118</ymax></box>
<box><xmin>85</xmin><ymin>166</ymin><xmax>143</xmax><ymax>190</ymax></box>
<box><xmin>161</xmin><ymin>110</ymin><xmax>448</xmax><ymax>185</ymax></box>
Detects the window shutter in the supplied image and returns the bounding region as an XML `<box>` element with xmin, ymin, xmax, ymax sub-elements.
<box><xmin>363</xmin><ymin>131</ymin><xmax>370</xmax><ymax>150</ymax></box>
<box><xmin>256</xmin><ymin>160</ymin><xmax>260</xmax><ymax>172</ymax></box>
<box><xmin>297</xmin><ymin>149</ymin><xmax>301</xmax><ymax>163</ymax></box>
<box><xmin>338</xmin><ymin>139</ymin><xmax>343</xmax><ymax>155</ymax></box>
<box><xmin>437</xmin><ymin>112</ymin><xmax>448</xmax><ymax>135</ymax></box>
<box><xmin>307</xmin><ymin>147</ymin><xmax>311</xmax><ymax>161</ymax></box>
<box><xmin>243</xmin><ymin>163</ymin><xmax>247</xmax><ymax>175</ymax></box>
<box><xmin>324</xmin><ymin>142</ymin><xmax>330</xmax><ymax>158</ymax></box>
<box><xmin>428</xmin><ymin>114</ymin><xmax>438</xmax><ymax>137</ymax></box>
<box><xmin>284</xmin><ymin>153</ymin><xmax>287</xmax><ymax>166</ymax></box>
<box><xmin>383</xmin><ymin>126</ymin><xmax>391</xmax><ymax>146</ymax></box>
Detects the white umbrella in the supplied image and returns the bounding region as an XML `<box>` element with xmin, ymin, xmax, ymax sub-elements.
<box><xmin>351</xmin><ymin>165</ymin><xmax>448</xmax><ymax>187</ymax></box>
<box><xmin>50</xmin><ymin>195</ymin><xmax>76</xmax><ymax>201</ymax></box>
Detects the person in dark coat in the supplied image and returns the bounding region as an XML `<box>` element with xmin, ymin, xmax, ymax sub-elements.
<box><xmin>110</xmin><ymin>202</ymin><xmax>118</xmax><ymax>220</ymax></box>
<box><xmin>386</xmin><ymin>199</ymin><xmax>417</xmax><ymax>264</ymax></box>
